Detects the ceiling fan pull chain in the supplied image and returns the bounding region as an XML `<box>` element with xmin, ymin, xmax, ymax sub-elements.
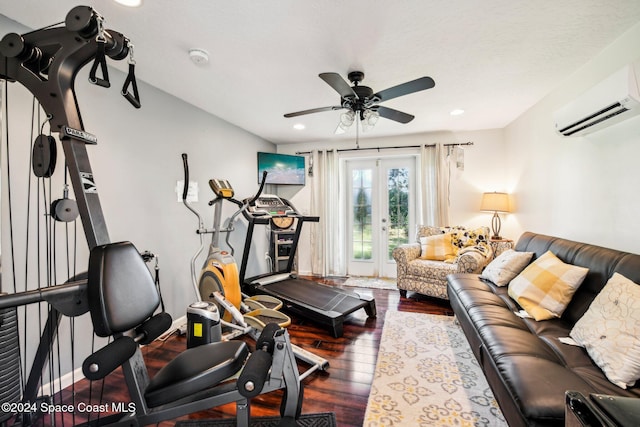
<box><xmin>121</xmin><ymin>42</ymin><xmax>141</xmax><ymax>109</ymax></box>
<box><xmin>88</xmin><ymin>16</ymin><xmax>110</xmax><ymax>88</ymax></box>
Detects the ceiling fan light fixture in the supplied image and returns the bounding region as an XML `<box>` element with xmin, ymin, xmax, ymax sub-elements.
<box><xmin>335</xmin><ymin>111</ymin><xmax>355</xmax><ymax>134</ymax></box>
<box><xmin>340</xmin><ymin>110</ymin><xmax>356</xmax><ymax>126</ymax></box>
<box><xmin>362</xmin><ymin>109</ymin><xmax>380</xmax><ymax>132</ymax></box>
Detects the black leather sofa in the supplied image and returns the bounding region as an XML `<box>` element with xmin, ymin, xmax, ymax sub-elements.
<box><xmin>447</xmin><ymin>231</ymin><xmax>640</xmax><ymax>427</ymax></box>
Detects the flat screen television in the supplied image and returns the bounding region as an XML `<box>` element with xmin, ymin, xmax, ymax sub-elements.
<box><xmin>257</xmin><ymin>152</ymin><xmax>306</xmax><ymax>185</ymax></box>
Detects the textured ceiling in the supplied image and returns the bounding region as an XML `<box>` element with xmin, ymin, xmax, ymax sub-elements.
<box><xmin>1</xmin><ymin>0</ymin><xmax>640</xmax><ymax>144</ymax></box>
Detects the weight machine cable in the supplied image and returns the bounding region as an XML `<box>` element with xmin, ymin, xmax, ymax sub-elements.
<box><xmin>3</xmin><ymin>81</ymin><xmax>17</xmax><ymax>296</ymax></box>
<box><xmin>3</xmin><ymin>78</ymin><xmax>28</xmax><ymax>402</ymax></box>
<box><xmin>15</xmin><ymin>94</ymin><xmax>84</xmax><ymax>425</ymax></box>
<box><xmin>22</xmin><ymin>21</ymin><xmax>64</xmax><ymax>37</ymax></box>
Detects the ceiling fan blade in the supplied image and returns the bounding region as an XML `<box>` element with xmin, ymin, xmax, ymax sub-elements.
<box><xmin>284</xmin><ymin>106</ymin><xmax>343</xmax><ymax>118</ymax></box>
<box><xmin>373</xmin><ymin>76</ymin><xmax>435</xmax><ymax>103</ymax></box>
<box><xmin>319</xmin><ymin>73</ymin><xmax>358</xmax><ymax>99</ymax></box>
<box><xmin>376</xmin><ymin>106</ymin><xmax>415</xmax><ymax>124</ymax></box>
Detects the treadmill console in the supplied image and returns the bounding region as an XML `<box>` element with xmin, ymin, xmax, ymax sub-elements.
<box><xmin>248</xmin><ymin>194</ymin><xmax>296</xmax><ymax>217</ymax></box>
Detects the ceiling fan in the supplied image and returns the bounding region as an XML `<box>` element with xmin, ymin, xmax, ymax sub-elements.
<box><xmin>284</xmin><ymin>71</ymin><xmax>435</xmax><ymax>133</ymax></box>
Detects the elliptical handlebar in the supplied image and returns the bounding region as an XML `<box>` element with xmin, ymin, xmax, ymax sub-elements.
<box><xmin>181</xmin><ymin>153</ymin><xmax>190</xmax><ymax>201</ymax></box>
<box><xmin>249</xmin><ymin>171</ymin><xmax>269</xmax><ymax>207</ymax></box>
<box><xmin>180</xmin><ymin>153</ymin><xmax>205</xmax><ymax>300</ymax></box>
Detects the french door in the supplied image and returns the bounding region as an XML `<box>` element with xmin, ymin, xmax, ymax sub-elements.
<box><xmin>346</xmin><ymin>157</ymin><xmax>415</xmax><ymax>278</ymax></box>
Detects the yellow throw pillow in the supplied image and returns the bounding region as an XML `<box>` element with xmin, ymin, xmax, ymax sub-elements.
<box><xmin>419</xmin><ymin>233</ymin><xmax>455</xmax><ymax>261</ymax></box>
<box><xmin>508</xmin><ymin>251</ymin><xmax>589</xmax><ymax>320</ymax></box>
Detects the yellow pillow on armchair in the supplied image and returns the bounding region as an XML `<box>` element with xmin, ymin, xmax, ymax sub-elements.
<box><xmin>419</xmin><ymin>233</ymin><xmax>456</xmax><ymax>261</ymax></box>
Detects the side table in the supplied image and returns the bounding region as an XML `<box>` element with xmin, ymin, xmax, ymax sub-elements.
<box><xmin>489</xmin><ymin>239</ymin><xmax>513</xmax><ymax>257</ymax></box>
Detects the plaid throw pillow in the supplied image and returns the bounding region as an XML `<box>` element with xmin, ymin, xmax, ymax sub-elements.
<box><xmin>508</xmin><ymin>250</ymin><xmax>589</xmax><ymax>320</ymax></box>
<box><xmin>419</xmin><ymin>233</ymin><xmax>456</xmax><ymax>261</ymax></box>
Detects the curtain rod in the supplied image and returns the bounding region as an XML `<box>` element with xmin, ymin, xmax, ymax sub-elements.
<box><xmin>295</xmin><ymin>141</ymin><xmax>473</xmax><ymax>155</ymax></box>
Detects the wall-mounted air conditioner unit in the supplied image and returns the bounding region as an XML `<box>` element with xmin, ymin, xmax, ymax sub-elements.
<box><xmin>553</xmin><ymin>62</ymin><xmax>640</xmax><ymax>137</ymax></box>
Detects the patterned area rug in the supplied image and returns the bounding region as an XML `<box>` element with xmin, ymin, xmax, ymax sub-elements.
<box><xmin>342</xmin><ymin>276</ymin><xmax>398</xmax><ymax>290</ymax></box>
<box><xmin>364</xmin><ymin>311</ymin><xmax>506</xmax><ymax>426</ymax></box>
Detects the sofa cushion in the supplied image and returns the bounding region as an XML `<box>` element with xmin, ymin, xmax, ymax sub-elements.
<box><xmin>570</xmin><ymin>272</ymin><xmax>640</xmax><ymax>389</ymax></box>
<box><xmin>480</xmin><ymin>249</ymin><xmax>534</xmax><ymax>287</ymax></box>
<box><xmin>508</xmin><ymin>251</ymin><xmax>589</xmax><ymax>321</ymax></box>
<box><xmin>419</xmin><ymin>233</ymin><xmax>455</xmax><ymax>261</ymax></box>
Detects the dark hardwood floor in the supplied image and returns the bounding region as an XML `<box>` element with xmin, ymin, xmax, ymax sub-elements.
<box><xmin>54</xmin><ymin>280</ymin><xmax>453</xmax><ymax>427</ymax></box>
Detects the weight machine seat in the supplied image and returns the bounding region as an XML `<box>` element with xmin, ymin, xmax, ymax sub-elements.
<box><xmin>87</xmin><ymin>241</ymin><xmax>250</xmax><ymax>408</ymax></box>
<box><xmin>145</xmin><ymin>340</ymin><xmax>249</xmax><ymax>407</ymax></box>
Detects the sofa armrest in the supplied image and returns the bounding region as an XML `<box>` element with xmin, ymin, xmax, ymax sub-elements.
<box><xmin>455</xmin><ymin>247</ymin><xmax>493</xmax><ymax>274</ymax></box>
<box><xmin>392</xmin><ymin>243</ymin><xmax>422</xmax><ymax>276</ymax></box>
<box><xmin>393</xmin><ymin>243</ymin><xmax>421</xmax><ymax>264</ymax></box>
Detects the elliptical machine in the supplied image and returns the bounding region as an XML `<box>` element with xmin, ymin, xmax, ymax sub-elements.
<box><xmin>181</xmin><ymin>154</ymin><xmax>290</xmax><ymax>338</ymax></box>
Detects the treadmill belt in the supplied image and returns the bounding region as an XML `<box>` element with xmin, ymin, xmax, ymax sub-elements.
<box><xmin>262</xmin><ymin>279</ymin><xmax>363</xmax><ymax>313</ymax></box>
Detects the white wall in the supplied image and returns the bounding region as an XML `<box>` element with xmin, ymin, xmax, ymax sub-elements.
<box><xmin>1</xmin><ymin>13</ymin><xmax>275</xmax><ymax>381</ymax></box>
<box><xmin>505</xmin><ymin>20</ymin><xmax>640</xmax><ymax>253</ymax></box>
<box><xmin>277</xmin><ymin>128</ymin><xmax>508</xmax><ymax>275</ymax></box>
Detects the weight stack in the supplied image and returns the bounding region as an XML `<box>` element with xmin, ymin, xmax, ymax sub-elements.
<box><xmin>187</xmin><ymin>301</ymin><xmax>222</xmax><ymax>348</ymax></box>
<box><xmin>0</xmin><ymin>305</ymin><xmax>22</xmax><ymax>422</ymax></box>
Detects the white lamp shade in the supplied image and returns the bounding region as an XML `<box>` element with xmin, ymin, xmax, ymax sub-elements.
<box><xmin>480</xmin><ymin>192</ymin><xmax>511</xmax><ymax>213</ymax></box>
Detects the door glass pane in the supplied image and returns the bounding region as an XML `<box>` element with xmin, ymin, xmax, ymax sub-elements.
<box><xmin>352</xmin><ymin>168</ymin><xmax>372</xmax><ymax>260</ymax></box>
<box><xmin>387</xmin><ymin>167</ymin><xmax>409</xmax><ymax>259</ymax></box>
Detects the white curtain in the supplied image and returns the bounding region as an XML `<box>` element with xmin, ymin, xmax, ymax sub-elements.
<box><xmin>309</xmin><ymin>149</ymin><xmax>345</xmax><ymax>276</ymax></box>
<box><xmin>418</xmin><ymin>144</ymin><xmax>450</xmax><ymax>227</ymax></box>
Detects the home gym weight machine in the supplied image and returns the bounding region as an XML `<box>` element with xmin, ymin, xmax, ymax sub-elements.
<box><xmin>0</xmin><ymin>6</ymin><xmax>304</xmax><ymax>426</ymax></box>
<box><xmin>181</xmin><ymin>154</ymin><xmax>329</xmax><ymax>378</ymax></box>
<box><xmin>238</xmin><ymin>191</ymin><xmax>377</xmax><ymax>338</ymax></box>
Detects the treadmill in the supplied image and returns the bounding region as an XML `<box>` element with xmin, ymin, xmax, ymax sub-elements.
<box><xmin>238</xmin><ymin>194</ymin><xmax>376</xmax><ymax>338</ymax></box>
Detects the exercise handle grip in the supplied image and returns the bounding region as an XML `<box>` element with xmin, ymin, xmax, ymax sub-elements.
<box><xmin>122</xmin><ymin>63</ymin><xmax>141</xmax><ymax>108</ymax></box>
<box><xmin>238</xmin><ymin>350</ymin><xmax>273</xmax><ymax>398</ymax></box>
<box><xmin>181</xmin><ymin>153</ymin><xmax>189</xmax><ymax>201</ymax></box>
<box><xmin>82</xmin><ymin>336</ymin><xmax>137</xmax><ymax>381</ymax></box>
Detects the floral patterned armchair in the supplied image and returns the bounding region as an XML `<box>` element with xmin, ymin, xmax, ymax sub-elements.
<box><xmin>392</xmin><ymin>226</ymin><xmax>493</xmax><ymax>299</ymax></box>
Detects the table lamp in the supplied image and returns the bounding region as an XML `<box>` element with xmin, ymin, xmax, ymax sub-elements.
<box><xmin>480</xmin><ymin>192</ymin><xmax>511</xmax><ymax>240</ymax></box>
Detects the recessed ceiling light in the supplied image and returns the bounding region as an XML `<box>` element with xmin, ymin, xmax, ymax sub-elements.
<box><xmin>450</xmin><ymin>109</ymin><xmax>465</xmax><ymax>116</ymax></box>
<box><xmin>293</xmin><ymin>123</ymin><xmax>305</xmax><ymax>130</ymax></box>
<box><xmin>113</xmin><ymin>0</ymin><xmax>143</xmax><ymax>7</ymax></box>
